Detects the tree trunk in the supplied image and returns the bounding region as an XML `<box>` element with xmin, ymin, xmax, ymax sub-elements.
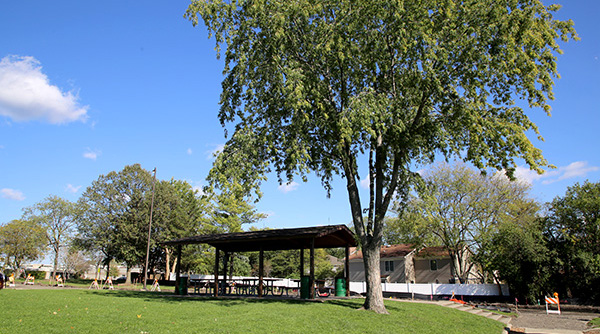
<box><xmin>171</xmin><ymin>257</ymin><xmax>177</xmax><ymax>276</ymax></box>
<box><xmin>343</xmin><ymin>145</ymin><xmax>389</xmax><ymax>314</ymax></box>
<box><xmin>165</xmin><ymin>247</ymin><xmax>171</xmax><ymax>281</ymax></box>
<box><xmin>361</xmin><ymin>241</ymin><xmax>388</xmax><ymax>314</ymax></box>
<box><xmin>51</xmin><ymin>248</ymin><xmax>59</xmax><ymax>285</ymax></box>
<box><xmin>125</xmin><ymin>266</ymin><xmax>132</xmax><ymax>284</ymax></box>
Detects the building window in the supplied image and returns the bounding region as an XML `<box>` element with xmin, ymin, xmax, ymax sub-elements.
<box><xmin>430</xmin><ymin>260</ymin><xmax>438</xmax><ymax>271</ymax></box>
<box><xmin>384</xmin><ymin>260</ymin><xmax>394</xmax><ymax>272</ymax></box>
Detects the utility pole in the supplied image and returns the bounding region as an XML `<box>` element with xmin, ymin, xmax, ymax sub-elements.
<box><xmin>143</xmin><ymin>167</ymin><xmax>157</xmax><ymax>290</ymax></box>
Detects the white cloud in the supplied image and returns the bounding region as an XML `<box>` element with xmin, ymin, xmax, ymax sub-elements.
<box><xmin>513</xmin><ymin>166</ymin><xmax>549</xmax><ymax>185</ymax></box>
<box><xmin>83</xmin><ymin>148</ymin><xmax>101</xmax><ymax>160</ymax></box>
<box><xmin>514</xmin><ymin>161</ymin><xmax>599</xmax><ymax>185</ymax></box>
<box><xmin>192</xmin><ymin>185</ymin><xmax>206</xmax><ymax>196</ymax></box>
<box><xmin>187</xmin><ymin>148</ymin><xmax>193</xmax><ymax>155</ymax></box>
<box><xmin>65</xmin><ymin>184</ymin><xmax>81</xmax><ymax>193</ymax></box>
<box><xmin>278</xmin><ymin>181</ymin><xmax>299</xmax><ymax>193</ymax></box>
<box><xmin>542</xmin><ymin>161</ymin><xmax>599</xmax><ymax>185</ymax></box>
<box><xmin>0</xmin><ymin>55</ymin><xmax>88</xmax><ymax>124</ymax></box>
<box><xmin>1</xmin><ymin>188</ymin><xmax>25</xmax><ymax>201</ymax></box>
<box><xmin>359</xmin><ymin>174</ymin><xmax>370</xmax><ymax>189</ymax></box>
<box><xmin>206</xmin><ymin>143</ymin><xmax>225</xmax><ymax>160</ymax></box>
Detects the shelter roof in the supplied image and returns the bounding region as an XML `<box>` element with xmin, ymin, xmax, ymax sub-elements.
<box><xmin>163</xmin><ymin>224</ymin><xmax>357</xmax><ymax>252</ymax></box>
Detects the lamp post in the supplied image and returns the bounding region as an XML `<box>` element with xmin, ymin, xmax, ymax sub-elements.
<box><xmin>143</xmin><ymin>167</ymin><xmax>157</xmax><ymax>290</ymax></box>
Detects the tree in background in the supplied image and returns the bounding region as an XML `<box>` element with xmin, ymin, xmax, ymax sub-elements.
<box><xmin>389</xmin><ymin>163</ymin><xmax>541</xmax><ymax>284</ymax></box>
<box><xmin>0</xmin><ymin>219</ymin><xmax>46</xmax><ymax>276</ymax></box>
<box><xmin>188</xmin><ymin>0</ymin><xmax>576</xmax><ymax>313</ymax></box>
<box><xmin>160</xmin><ymin>179</ymin><xmax>210</xmax><ymax>279</ymax></box>
<box><xmin>476</xmin><ymin>217</ymin><xmax>550</xmax><ymax>302</ymax></box>
<box><xmin>60</xmin><ymin>246</ymin><xmax>94</xmax><ymax>279</ymax></box>
<box><xmin>76</xmin><ymin>164</ymin><xmax>153</xmax><ymax>281</ymax></box>
<box><xmin>544</xmin><ymin>181</ymin><xmax>600</xmax><ymax>303</ymax></box>
<box><xmin>22</xmin><ymin>195</ymin><xmax>77</xmax><ymax>284</ymax></box>
<box><xmin>77</xmin><ymin>164</ymin><xmax>209</xmax><ymax>282</ymax></box>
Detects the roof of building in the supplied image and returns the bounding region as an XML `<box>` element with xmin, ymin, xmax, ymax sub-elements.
<box><xmin>348</xmin><ymin>244</ymin><xmax>450</xmax><ymax>260</ymax></box>
<box><xmin>348</xmin><ymin>244</ymin><xmax>416</xmax><ymax>260</ymax></box>
<box><xmin>162</xmin><ymin>224</ymin><xmax>357</xmax><ymax>252</ymax></box>
<box><xmin>416</xmin><ymin>246</ymin><xmax>450</xmax><ymax>258</ymax></box>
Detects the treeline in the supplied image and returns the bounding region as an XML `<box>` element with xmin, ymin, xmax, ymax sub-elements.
<box><xmin>385</xmin><ymin>163</ymin><xmax>600</xmax><ymax>305</ymax></box>
<box><xmin>1</xmin><ymin>164</ymin><xmax>308</xmax><ymax>282</ymax></box>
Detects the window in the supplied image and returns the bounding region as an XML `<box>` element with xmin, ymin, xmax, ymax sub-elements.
<box><xmin>430</xmin><ymin>260</ymin><xmax>438</xmax><ymax>271</ymax></box>
<box><xmin>384</xmin><ymin>260</ymin><xmax>394</xmax><ymax>272</ymax></box>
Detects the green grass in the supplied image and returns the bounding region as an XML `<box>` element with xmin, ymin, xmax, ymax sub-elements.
<box><xmin>590</xmin><ymin>317</ymin><xmax>600</xmax><ymax>328</ymax></box>
<box><xmin>0</xmin><ymin>289</ymin><xmax>505</xmax><ymax>333</ymax></box>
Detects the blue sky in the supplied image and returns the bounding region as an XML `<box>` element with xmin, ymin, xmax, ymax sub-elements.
<box><xmin>1</xmin><ymin>0</ymin><xmax>599</xmax><ymax>230</ymax></box>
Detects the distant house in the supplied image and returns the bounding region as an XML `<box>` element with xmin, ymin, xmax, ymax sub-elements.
<box><xmin>348</xmin><ymin>244</ymin><xmax>456</xmax><ymax>284</ymax></box>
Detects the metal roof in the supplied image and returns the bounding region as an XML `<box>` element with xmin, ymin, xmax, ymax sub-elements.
<box><xmin>163</xmin><ymin>224</ymin><xmax>357</xmax><ymax>252</ymax></box>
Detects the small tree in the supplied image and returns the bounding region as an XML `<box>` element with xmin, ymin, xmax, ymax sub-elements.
<box><xmin>0</xmin><ymin>219</ymin><xmax>46</xmax><ymax>276</ymax></box>
<box><xmin>544</xmin><ymin>181</ymin><xmax>600</xmax><ymax>303</ymax></box>
<box><xmin>23</xmin><ymin>196</ymin><xmax>76</xmax><ymax>284</ymax></box>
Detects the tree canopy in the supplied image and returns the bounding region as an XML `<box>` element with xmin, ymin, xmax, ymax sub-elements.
<box><xmin>187</xmin><ymin>0</ymin><xmax>576</xmax><ymax>313</ymax></box>
<box><xmin>0</xmin><ymin>219</ymin><xmax>47</xmax><ymax>275</ymax></box>
<box><xmin>22</xmin><ymin>195</ymin><xmax>77</xmax><ymax>283</ymax></box>
<box><xmin>76</xmin><ymin>164</ymin><xmax>210</xmax><ymax>281</ymax></box>
<box><xmin>544</xmin><ymin>181</ymin><xmax>600</xmax><ymax>303</ymax></box>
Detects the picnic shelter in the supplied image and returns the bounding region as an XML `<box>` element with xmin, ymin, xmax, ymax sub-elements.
<box><xmin>163</xmin><ymin>224</ymin><xmax>358</xmax><ymax>299</ymax></box>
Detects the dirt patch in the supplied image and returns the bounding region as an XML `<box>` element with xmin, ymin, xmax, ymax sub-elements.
<box><xmin>511</xmin><ymin>309</ymin><xmax>598</xmax><ymax>332</ymax></box>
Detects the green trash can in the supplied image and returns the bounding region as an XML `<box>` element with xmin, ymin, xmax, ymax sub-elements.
<box><xmin>300</xmin><ymin>276</ymin><xmax>310</xmax><ymax>299</ymax></box>
<box><xmin>178</xmin><ymin>276</ymin><xmax>188</xmax><ymax>295</ymax></box>
<box><xmin>335</xmin><ymin>278</ymin><xmax>346</xmax><ymax>297</ymax></box>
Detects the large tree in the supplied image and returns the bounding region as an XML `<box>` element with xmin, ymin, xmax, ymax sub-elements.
<box><xmin>188</xmin><ymin>0</ymin><xmax>576</xmax><ymax>312</ymax></box>
<box><xmin>0</xmin><ymin>219</ymin><xmax>47</xmax><ymax>276</ymax></box>
<box><xmin>76</xmin><ymin>164</ymin><xmax>152</xmax><ymax>281</ymax></box>
<box><xmin>23</xmin><ymin>195</ymin><xmax>77</xmax><ymax>284</ymax></box>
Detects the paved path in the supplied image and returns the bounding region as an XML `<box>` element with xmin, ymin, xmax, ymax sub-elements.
<box><xmin>509</xmin><ymin>309</ymin><xmax>597</xmax><ymax>334</ymax></box>
<box><xmin>395</xmin><ymin>299</ymin><xmax>598</xmax><ymax>334</ymax></box>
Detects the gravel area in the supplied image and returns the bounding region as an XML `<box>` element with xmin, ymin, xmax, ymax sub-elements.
<box><xmin>511</xmin><ymin>309</ymin><xmax>598</xmax><ymax>332</ymax></box>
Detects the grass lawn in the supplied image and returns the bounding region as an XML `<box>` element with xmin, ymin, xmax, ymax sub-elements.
<box><xmin>590</xmin><ymin>317</ymin><xmax>600</xmax><ymax>328</ymax></box>
<box><xmin>0</xmin><ymin>289</ymin><xmax>505</xmax><ymax>333</ymax></box>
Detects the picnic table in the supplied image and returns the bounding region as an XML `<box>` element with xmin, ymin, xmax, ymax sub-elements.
<box><xmin>234</xmin><ymin>278</ymin><xmax>287</xmax><ymax>296</ymax></box>
<box><xmin>190</xmin><ymin>277</ymin><xmax>292</xmax><ymax>296</ymax></box>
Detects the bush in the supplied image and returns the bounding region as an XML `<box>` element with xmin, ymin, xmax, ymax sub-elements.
<box><xmin>26</xmin><ymin>271</ymin><xmax>47</xmax><ymax>280</ymax></box>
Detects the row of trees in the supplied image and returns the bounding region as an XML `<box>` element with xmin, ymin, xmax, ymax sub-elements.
<box><xmin>0</xmin><ymin>164</ymin><xmax>269</xmax><ymax>283</ymax></box>
<box><xmin>385</xmin><ymin>163</ymin><xmax>600</xmax><ymax>304</ymax></box>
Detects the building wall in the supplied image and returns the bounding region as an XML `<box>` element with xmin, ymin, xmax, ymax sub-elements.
<box><xmin>349</xmin><ymin>257</ymin><xmax>406</xmax><ymax>283</ymax></box>
<box><xmin>413</xmin><ymin>258</ymin><xmax>453</xmax><ymax>283</ymax></box>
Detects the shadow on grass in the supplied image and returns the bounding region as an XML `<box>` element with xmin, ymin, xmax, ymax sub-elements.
<box><xmin>85</xmin><ymin>290</ymin><xmax>405</xmax><ymax>313</ymax></box>
<box><xmin>85</xmin><ymin>289</ymin><xmax>325</xmax><ymax>307</ymax></box>
<box><xmin>331</xmin><ymin>299</ymin><xmax>407</xmax><ymax>313</ymax></box>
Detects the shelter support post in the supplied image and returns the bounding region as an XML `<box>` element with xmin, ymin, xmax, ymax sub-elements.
<box><xmin>309</xmin><ymin>238</ymin><xmax>315</xmax><ymax>299</ymax></box>
<box><xmin>222</xmin><ymin>252</ymin><xmax>229</xmax><ymax>294</ymax></box>
<box><xmin>345</xmin><ymin>245</ymin><xmax>350</xmax><ymax>297</ymax></box>
<box><xmin>258</xmin><ymin>248</ymin><xmax>264</xmax><ymax>297</ymax></box>
<box><xmin>214</xmin><ymin>248</ymin><xmax>220</xmax><ymax>297</ymax></box>
<box><xmin>175</xmin><ymin>245</ymin><xmax>182</xmax><ymax>295</ymax></box>
<box><xmin>299</xmin><ymin>248</ymin><xmax>304</xmax><ymax>276</ymax></box>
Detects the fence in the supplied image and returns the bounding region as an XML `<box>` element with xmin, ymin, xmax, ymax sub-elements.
<box><xmin>349</xmin><ymin>282</ymin><xmax>509</xmax><ymax>297</ymax></box>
